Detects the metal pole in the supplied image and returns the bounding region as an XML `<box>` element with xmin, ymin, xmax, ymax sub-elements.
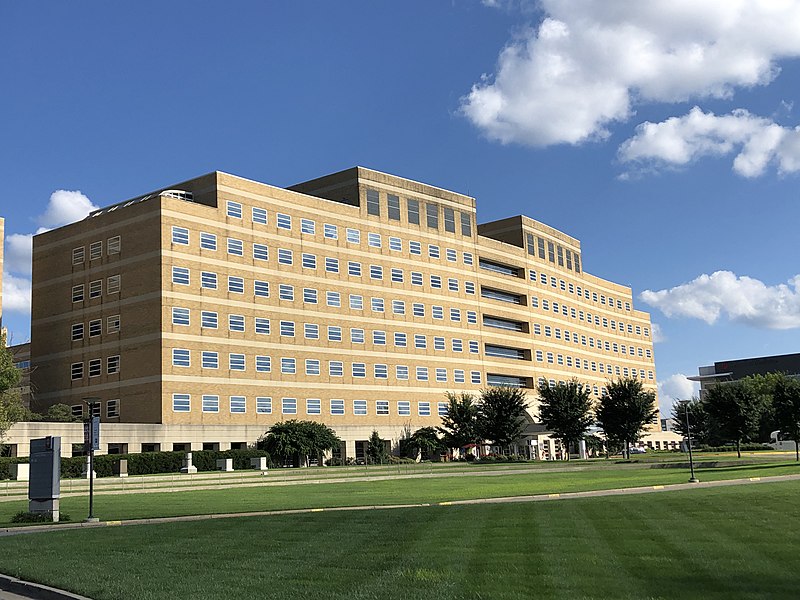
<box><xmin>684</xmin><ymin>402</ymin><xmax>699</xmax><ymax>484</ymax></box>
<box><xmin>84</xmin><ymin>398</ymin><xmax>100</xmax><ymax>522</ymax></box>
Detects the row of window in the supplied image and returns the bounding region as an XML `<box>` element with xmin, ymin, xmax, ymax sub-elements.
<box><xmin>71</xmin><ymin>315</ymin><xmax>120</xmax><ymax>341</ymax></box>
<box><xmin>532</xmin><ymin>324</ymin><xmax>652</xmax><ymax>358</ymax></box>
<box><xmin>70</xmin><ymin>356</ymin><xmax>120</xmax><ymax>379</ymax></box>
<box><xmin>170</xmin><ymin>350</ymin><xmax>483</xmax><ymax>383</ymax></box>
<box><xmin>72</xmin><ymin>237</ymin><xmax>121</xmax><ymax>265</ymax></box>
<box><xmin>173</xmin><ymin>393</ymin><xmax>452</xmax><ymax>416</ymax></box>
<box><xmin>525</xmin><ymin>233</ymin><xmax>581</xmax><ymax>274</ymax></box>
<box><xmin>175</xmin><ymin>224</ymin><xmax>476</xmax><ymax>265</ymax></box>
<box><xmin>71</xmin><ymin>400</ymin><xmax>119</xmax><ymax>418</ymax></box>
<box><xmin>529</xmin><ymin>297</ymin><xmax>647</xmax><ymax>337</ymax></box>
<box><xmin>71</xmin><ymin>276</ymin><xmax>121</xmax><ymax>302</ymax></box>
<box><xmin>533</xmin><ymin>351</ymin><xmax>655</xmax><ymax>380</ymax></box>
<box><xmin>528</xmin><ymin>269</ymin><xmax>636</xmax><ymax>315</ymax></box>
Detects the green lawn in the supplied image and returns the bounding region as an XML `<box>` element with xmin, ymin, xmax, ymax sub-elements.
<box><xmin>2</xmin><ymin>460</ymin><xmax>799</xmax><ymax>525</ymax></box>
<box><xmin>1</xmin><ymin>482</ymin><xmax>799</xmax><ymax>599</ymax></box>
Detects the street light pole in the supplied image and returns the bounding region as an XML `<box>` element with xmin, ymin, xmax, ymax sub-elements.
<box><xmin>83</xmin><ymin>397</ymin><xmax>101</xmax><ymax>522</ymax></box>
<box><xmin>683</xmin><ymin>401</ymin><xmax>699</xmax><ymax>484</ymax></box>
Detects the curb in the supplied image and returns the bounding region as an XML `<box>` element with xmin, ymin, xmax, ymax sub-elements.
<box><xmin>0</xmin><ymin>574</ymin><xmax>91</xmax><ymax>600</ymax></box>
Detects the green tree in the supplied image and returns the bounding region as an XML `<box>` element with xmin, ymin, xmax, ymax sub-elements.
<box><xmin>437</xmin><ymin>392</ymin><xmax>480</xmax><ymax>455</ymax></box>
<box><xmin>367</xmin><ymin>430</ymin><xmax>389</xmax><ymax>465</ymax></box>
<box><xmin>406</xmin><ymin>427</ymin><xmax>444</xmax><ymax>460</ymax></box>
<box><xmin>43</xmin><ymin>403</ymin><xmax>81</xmax><ymax>422</ymax></box>
<box><xmin>704</xmin><ymin>381</ymin><xmax>763</xmax><ymax>458</ymax></box>
<box><xmin>478</xmin><ymin>386</ymin><xmax>530</xmax><ymax>453</ymax></box>
<box><xmin>0</xmin><ymin>339</ymin><xmax>23</xmax><ymax>454</ymax></box>
<box><xmin>257</xmin><ymin>420</ymin><xmax>341</xmax><ymax>467</ymax></box>
<box><xmin>670</xmin><ymin>397</ymin><xmax>713</xmax><ymax>446</ymax></box>
<box><xmin>772</xmin><ymin>375</ymin><xmax>800</xmax><ymax>461</ymax></box>
<box><xmin>596</xmin><ymin>378</ymin><xmax>658</xmax><ymax>459</ymax></box>
<box><xmin>536</xmin><ymin>379</ymin><xmax>594</xmax><ymax>460</ymax></box>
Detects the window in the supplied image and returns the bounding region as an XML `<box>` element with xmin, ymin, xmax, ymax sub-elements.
<box><xmin>371</xmin><ymin>297</ymin><xmax>384</xmax><ymax>312</ymax></box>
<box><xmin>226</xmin><ymin>200</ymin><xmax>242</xmax><ymax>219</ymax></box>
<box><xmin>369</xmin><ymin>265</ymin><xmax>383</xmax><ymax>280</ymax></box>
<box><xmin>387</xmin><ymin>194</ymin><xmax>401</xmax><ymax>220</ymax></box>
<box><xmin>349</xmin><ymin>294</ymin><xmax>363</xmax><ymax>310</ymax></box>
<box><xmin>277</xmin><ymin>213</ymin><xmax>292</xmax><ymax>230</ymax></box>
<box><xmin>330</xmin><ymin>399</ymin><xmax>345</xmax><ymax>415</ymax></box>
<box><xmin>430</xmin><ymin>275</ymin><xmax>442</xmax><ymax>288</ymax></box>
<box><xmin>438</xmin><ymin>402</ymin><xmax>449</xmax><ymax>416</ymax></box>
<box><xmin>435</xmin><ymin>368</ymin><xmax>447</xmax><ymax>382</ymax></box>
<box><xmin>172</xmin><ymin>349</ymin><xmax>190</xmax><ymax>367</ymax></box>
<box><xmin>346</xmin><ymin>228</ymin><xmax>360</xmax><ymax>244</ymax></box>
<box><xmin>172</xmin><ymin>394</ymin><xmax>190</xmax><ymax>412</ymax></box>
<box><xmin>419</xmin><ymin>401</ymin><xmax>432</xmax><ymax>416</ymax></box>
<box><xmin>303</xmin><ymin>288</ymin><xmax>318</xmax><ymax>304</ymax></box>
<box><xmin>407</xmin><ymin>199</ymin><xmax>420</xmax><ymax>224</ymax></box>
<box><xmin>479</xmin><ymin>258</ymin><xmax>519</xmax><ymax>277</ymax></box>
<box><xmin>351</xmin><ymin>328</ymin><xmax>365</xmax><ymax>343</ymax></box>
<box><xmin>366</xmin><ymin>189</ymin><xmax>380</xmax><ymax>216</ymax></box>
<box><xmin>89</xmin><ymin>280</ymin><xmax>102</xmax><ymax>299</ymax></box>
<box><xmin>227</xmin><ymin>238</ymin><xmax>243</xmax><ymax>256</ymax></box>
<box><xmin>228</xmin><ymin>352</ymin><xmax>244</xmax><ymax>371</ymax></box>
<box><xmin>255</xmin><ymin>355</ymin><xmax>271</xmax><ymax>372</ymax></box>
<box><xmin>329</xmin><ymin>361</ymin><xmax>344</xmax><ymax>377</ymax></box>
<box><xmin>470</xmin><ymin>371</ymin><xmax>482</xmax><ymax>384</ymax></box>
<box><xmin>325</xmin><ymin>257</ymin><xmax>339</xmax><ymax>273</ymax></box>
<box><xmin>201</xmin><ymin>311</ymin><xmax>218</xmax><ymax>329</ymax></box>
<box><xmin>483</xmin><ymin>315</ymin><xmax>525</xmax><ymax>331</ymax></box>
<box><xmin>256</xmin><ymin>397</ymin><xmax>272</xmax><ymax>414</ymax></box>
<box><xmin>325</xmin><ymin>292</ymin><xmax>342</xmax><ymax>307</ymax></box>
<box><xmin>201</xmin><ymin>271</ymin><xmax>218</xmax><ymax>289</ymax></box>
<box><xmin>409</xmin><ymin>240</ymin><xmax>421</xmax><ymax>255</ymax></box>
<box><xmin>460</xmin><ymin>212</ymin><xmax>472</xmax><ymax>236</ymax></box>
<box><xmin>374</xmin><ymin>364</ymin><xmax>388</xmax><ymax>379</ymax></box>
<box><xmin>302</xmin><ymin>253</ymin><xmax>316</xmax><ymax>269</ymax></box>
<box><xmin>454</xmin><ymin>369</ymin><xmax>466</xmax><ymax>383</ymax></box>
<box><xmin>305</xmin><ymin>359</ymin><xmax>321</xmax><ymax>376</ymax></box>
<box><xmin>463</xmin><ymin>252</ymin><xmax>474</xmax><ymax>265</ymax></box>
<box><xmin>200</xmin><ymin>232</ymin><xmax>217</xmax><ymax>251</ymax></box>
<box><xmin>107</xmin><ymin>356</ymin><xmax>120</xmax><ymax>375</ymax></box>
<box><xmin>278</xmin><ymin>248</ymin><xmax>293</xmax><ymax>265</ymax></box>
<box><xmin>71</xmin><ymin>362</ymin><xmax>83</xmax><ymax>380</ymax></box>
<box><xmin>391</xmin><ymin>268</ymin><xmax>404</xmax><ymax>283</ymax></box>
<box><xmin>398</xmin><ymin>401</ymin><xmax>411</xmax><ymax>416</ymax></box>
<box><xmin>411</xmin><ymin>271</ymin><xmax>423</xmax><ymax>286</ymax></box>
<box><xmin>196</xmin><ymin>352</ymin><xmax>219</xmax><ymax>372</ymax></box>
<box><xmin>306</xmin><ymin>398</ymin><xmax>321</xmax><ymax>415</ymax></box>
<box><xmin>481</xmin><ymin>287</ymin><xmax>522</xmax><ymax>304</ymax></box>
<box><xmin>352</xmin><ymin>363</ymin><xmax>367</xmax><ymax>378</ymax></box>
<box><xmin>450</xmin><ymin>308</ymin><xmax>461</xmax><ymax>322</ymax></box>
<box><xmin>229</xmin><ymin>314</ymin><xmax>245</xmax><ymax>332</ymax></box>
<box><xmin>106</xmin><ymin>399</ymin><xmax>120</xmax><ymax>418</ymax></box>
<box><xmin>413</xmin><ymin>303</ymin><xmax>425</xmax><ymax>317</ymax></box>
<box><xmin>389</xmin><ymin>236</ymin><xmax>402</xmax><ymax>251</ymax></box>
<box><xmin>394</xmin><ymin>332</ymin><xmax>407</xmax><ymax>347</ymax></box>
<box><xmin>448</xmin><ymin>278</ymin><xmax>459</xmax><ymax>292</ymax></box>
<box><xmin>89</xmin><ymin>319</ymin><xmax>101</xmax><ymax>337</ymax></box>
<box><xmin>279</xmin><ymin>284</ymin><xmax>294</xmax><ymax>301</ymax></box>
<box><xmin>443</xmin><ymin>207</ymin><xmax>456</xmax><ymax>233</ymax></box>
<box><xmin>376</xmin><ymin>400</ymin><xmax>390</xmax><ymax>415</ymax></box>
<box><xmin>281</xmin><ymin>357</ymin><xmax>296</xmax><ymax>374</ymax></box>
<box><xmin>72</xmin><ymin>246</ymin><xmax>85</xmax><ymax>264</ymax></box>
<box><xmin>432</xmin><ymin>306</ymin><xmax>443</xmax><ymax>320</ymax></box>
<box><xmin>324</xmin><ymin>223</ymin><xmax>338</xmax><ymax>239</ymax></box>
<box><xmin>280</xmin><ymin>321</ymin><xmax>295</xmax><ymax>337</ymax></box>
<box><xmin>373</xmin><ymin>330</ymin><xmax>387</xmax><ymax>345</ymax></box>
<box><xmin>328</xmin><ymin>326</ymin><xmax>342</xmax><ymax>342</ymax></box>
<box><xmin>416</xmin><ymin>366</ymin><xmax>429</xmax><ymax>381</ymax></box>
<box><xmin>353</xmin><ymin>400</ymin><xmax>368</xmax><ymax>415</ymax></box>
<box><xmin>426</xmin><ymin>203</ymin><xmax>439</xmax><ymax>228</ymax></box>
<box><xmin>90</xmin><ymin>241</ymin><xmax>102</xmax><ymax>260</ymax></box>
<box><xmin>172</xmin><ymin>226</ymin><xmax>189</xmax><ymax>245</ymax></box>
<box><xmin>254</xmin><ymin>280</ymin><xmax>269</xmax><ymax>297</ymax></box>
<box><xmin>368</xmin><ymin>232</ymin><xmax>382</xmax><ymax>248</ymax></box>
<box><xmin>465</xmin><ymin>281</ymin><xmax>476</xmax><ymax>294</ymax></box>
<box><xmin>392</xmin><ymin>300</ymin><xmax>405</xmax><ymax>315</ymax></box>
<box><xmin>467</xmin><ymin>311</ymin><xmax>478</xmax><ymax>324</ymax></box>
<box><xmin>301</xmin><ymin>218</ymin><xmax>315</xmax><ymax>235</ymax></box>
<box><xmin>434</xmin><ymin>336</ymin><xmax>445</xmax><ymax>351</ymax></box>
<box><xmin>469</xmin><ymin>340</ymin><xmax>479</xmax><ymax>354</ymax></box>
<box><xmin>252</xmin><ymin>206</ymin><xmax>267</xmax><ymax>225</ymax></box>
<box><xmin>304</xmin><ymin>323</ymin><xmax>319</xmax><ymax>339</ymax></box>
<box><xmin>107</xmin><ymin>275</ymin><xmax>121</xmax><ymax>294</ymax></box>
<box><xmin>253</xmin><ymin>243</ymin><xmax>269</xmax><ymax>261</ymax></box>
<box><xmin>414</xmin><ymin>334</ymin><xmax>427</xmax><ymax>349</ymax></box>
<box><xmin>396</xmin><ymin>365</ymin><xmax>409</xmax><ymax>380</ymax></box>
<box><xmin>71</xmin><ymin>323</ymin><xmax>84</xmax><ymax>341</ymax></box>
<box><xmin>255</xmin><ymin>318</ymin><xmax>271</xmax><ymax>335</ymax></box>
<box><xmin>202</xmin><ymin>395</ymin><xmax>219</xmax><ymax>413</ymax></box>
<box><xmin>282</xmin><ymin>398</ymin><xmax>297</xmax><ymax>415</ymax></box>
<box><xmin>452</xmin><ymin>339</ymin><xmax>463</xmax><ymax>352</ymax></box>
<box><xmin>428</xmin><ymin>245</ymin><xmax>440</xmax><ymax>260</ymax></box>
<box><xmin>348</xmin><ymin>261</ymin><xmax>362</xmax><ymax>277</ymax></box>
<box><xmin>172</xmin><ymin>267</ymin><xmax>189</xmax><ymax>285</ymax></box>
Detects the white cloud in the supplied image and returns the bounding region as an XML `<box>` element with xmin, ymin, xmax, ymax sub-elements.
<box><xmin>461</xmin><ymin>1</ymin><xmax>800</xmax><ymax>146</ymax></box>
<box><xmin>640</xmin><ymin>271</ymin><xmax>800</xmax><ymax>329</ymax></box>
<box><xmin>1</xmin><ymin>272</ymin><xmax>32</xmax><ymax>315</ymax></box>
<box><xmin>3</xmin><ymin>189</ymin><xmax>96</xmax><ymax>319</ymax></box>
<box><xmin>650</xmin><ymin>323</ymin><xmax>666</xmax><ymax>343</ymax></box>
<box><xmin>618</xmin><ymin>107</ymin><xmax>800</xmax><ymax>177</ymax></box>
<box><xmin>657</xmin><ymin>373</ymin><xmax>699</xmax><ymax>417</ymax></box>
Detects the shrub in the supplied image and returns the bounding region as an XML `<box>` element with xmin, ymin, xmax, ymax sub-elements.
<box><xmin>11</xmin><ymin>511</ymin><xmax>71</xmax><ymax>523</ymax></box>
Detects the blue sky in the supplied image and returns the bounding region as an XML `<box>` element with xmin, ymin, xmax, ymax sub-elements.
<box><xmin>2</xmin><ymin>1</ymin><xmax>799</xmax><ymax>415</ymax></box>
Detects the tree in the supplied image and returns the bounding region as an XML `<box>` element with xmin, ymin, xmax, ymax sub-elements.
<box><xmin>0</xmin><ymin>339</ymin><xmax>23</xmax><ymax>454</ymax></box>
<box><xmin>536</xmin><ymin>379</ymin><xmax>594</xmax><ymax>460</ymax></box>
<box><xmin>367</xmin><ymin>430</ymin><xmax>389</xmax><ymax>465</ymax></box>
<box><xmin>406</xmin><ymin>427</ymin><xmax>444</xmax><ymax>460</ymax></box>
<box><xmin>670</xmin><ymin>397</ymin><xmax>713</xmax><ymax>446</ymax></box>
<box><xmin>478</xmin><ymin>386</ymin><xmax>530</xmax><ymax>453</ymax></box>
<box><xmin>596</xmin><ymin>378</ymin><xmax>658</xmax><ymax>459</ymax></box>
<box><xmin>438</xmin><ymin>392</ymin><xmax>480</xmax><ymax>455</ymax></box>
<box><xmin>257</xmin><ymin>420</ymin><xmax>341</xmax><ymax>467</ymax></box>
<box><xmin>704</xmin><ymin>381</ymin><xmax>763</xmax><ymax>458</ymax></box>
<box><xmin>772</xmin><ymin>375</ymin><xmax>800</xmax><ymax>461</ymax></box>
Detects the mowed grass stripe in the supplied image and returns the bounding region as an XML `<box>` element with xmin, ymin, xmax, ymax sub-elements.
<box><xmin>1</xmin><ymin>482</ymin><xmax>799</xmax><ymax>600</ymax></box>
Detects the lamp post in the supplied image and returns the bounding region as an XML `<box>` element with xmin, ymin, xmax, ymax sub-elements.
<box><xmin>681</xmin><ymin>401</ymin><xmax>699</xmax><ymax>484</ymax></box>
<box><xmin>83</xmin><ymin>397</ymin><xmax>101</xmax><ymax>522</ymax></box>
